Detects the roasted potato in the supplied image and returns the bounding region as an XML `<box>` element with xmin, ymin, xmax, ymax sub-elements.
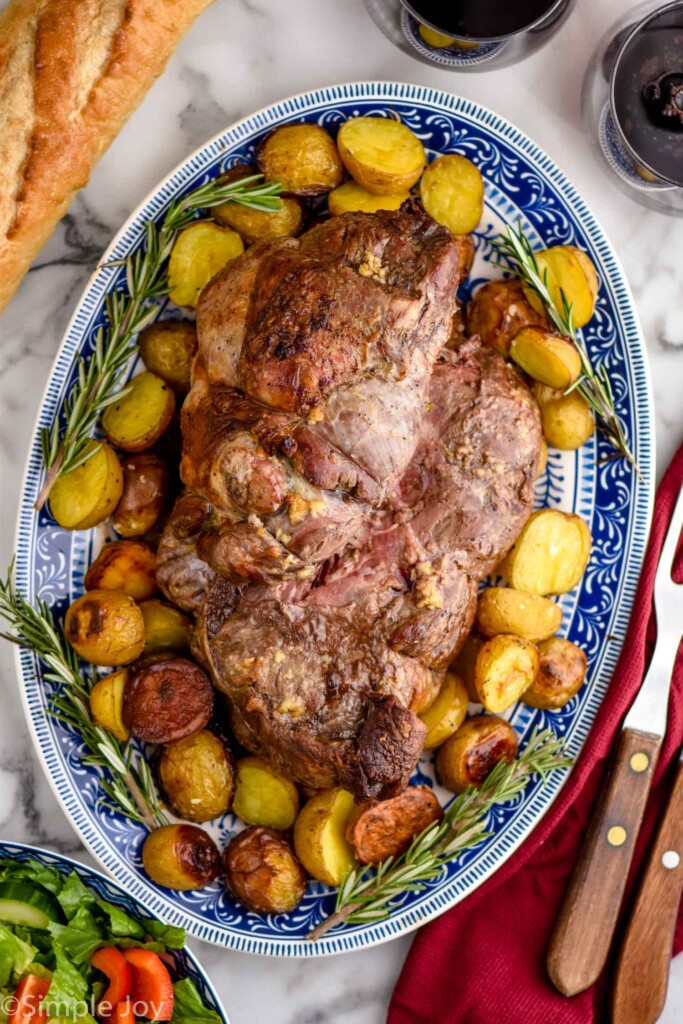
<box><xmin>213</xmin><ymin>163</ymin><xmax>304</xmax><ymax>242</ymax></box>
<box><xmin>142</xmin><ymin>824</ymin><xmax>220</xmax><ymax>891</ymax></box>
<box><xmin>436</xmin><ymin>715</ymin><xmax>518</xmax><ymax>793</ymax></box>
<box><xmin>257</xmin><ymin>124</ymin><xmax>343</xmax><ymax>196</ymax></box>
<box><xmin>537</xmin><ymin>437</ymin><xmax>548</xmax><ymax>478</ymax></box>
<box><xmin>409</xmin><ymin>670</ymin><xmax>442</xmax><ymax>715</ymax></box>
<box><xmin>159</xmin><ymin>730</ymin><xmax>234</xmax><ymax>822</ymax></box>
<box><xmin>452</xmin><ymin>633</ymin><xmax>484</xmax><ymax>702</ymax></box>
<box><xmin>522</xmin><ymin>636</ymin><xmax>587</xmax><ymax>710</ymax></box>
<box><xmin>465</xmin><ymin>279</ymin><xmax>549</xmax><ymax>356</ymax></box>
<box><xmin>232</xmin><ymin>757</ymin><xmax>300</xmax><ymax>831</ymax></box>
<box><xmin>293</xmin><ymin>788</ymin><xmax>358</xmax><ymax>886</ymax></box>
<box><xmin>345</xmin><ymin>786</ymin><xmax>442</xmax><ymax>865</ymax></box>
<box><xmin>475</xmin><ymin>635</ymin><xmax>539</xmax><ymax>714</ymax></box>
<box><xmin>418</xmin><ymin>25</ymin><xmax>456</xmax><ymax>47</ymax></box>
<box><xmin>533</xmin><ymin>382</ymin><xmax>595</xmax><ymax>450</ymax></box>
<box><xmin>506</xmin><ymin>508</ymin><xmax>592</xmax><ymax>596</ymax></box>
<box><xmin>524</xmin><ymin>246</ymin><xmax>599</xmax><ymax>328</ymax></box>
<box><xmin>475</xmin><ymin>587</ymin><xmax>562</xmax><ymax>643</ymax></box>
<box><xmin>49</xmin><ymin>441</ymin><xmax>123</xmax><ymax>531</ymax></box>
<box><xmin>102</xmin><ymin>372</ymin><xmax>175</xmax><ymax>454</ymax></box>
<box><xmin>337</xmin><ymin>116</ymin><xmax>425</xmax><ymax>194</ymax></box>
<box><xmin>168</xmin><ymin>221</ymin><xmax>244</xmax><ymax>308</ymax></box>
<box><xmin>418</xmin><ymin>672</ymin><xmax>469</xmax><ymax>749</ymax></box>
<box><xmin>510</xmin><ymin>327</ymin><xmax>582</xmax><ymax>389</ymax></box>
<box><xmin>224</xmin><ymin>827</ymin><xmax>307</xmax><ymax>915</ymax></box>
<box><xmin>65</xmin><ymin>590</ymin><xmax>145</xmax><ymax>667</ymax></box>
<box><xmin>85</xmin><ymin>540</ymin><xmax>157</xmax><ymax>601</ymax></box>
<box><xmin>328</xmin><ymin>181</ymin><xmax>410</xmax><ymax>216</ymax></box>
<box><xmin>140</xmin><ymin>599</ymin><xmax>190</xmax><ymax>653</ymax></box>
<box><xmin>138</xmin><ymin>321</ymin><xmax>198</xmax><ymax>394</ymax></box>
<box><xmin>122</xmin><ymin>656</ymin><xmax>214</xmax><ymax>744</ymax></box>
<box><xmin>111</xmin><ymin>454</ymin><xmax>169</xmax><ymax>538</ymax></box>
<box><xmin>89</xmin><ymin>669</ymin><xmax>130</xmax><ymax>742</ymax></box>
<box><xmin>420</xmin><ymin>154</ymin><xmax>484</xmax><ymax>235</ymax></box>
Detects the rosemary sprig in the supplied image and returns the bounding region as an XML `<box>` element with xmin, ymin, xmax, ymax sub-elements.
<box><xmin>494</xmin><ymin>222</ymin><xmax>639</xmax><ymax>475</ymax></box>
<box><xmin>0</xmin><ymin>562</ymin><xmax>167</xmax><ymax>829</ymax></box>
<box><xmin>35</xmin><ymin>174</ymin><xmax>282</xmax><ymax>510</ymax></box>
<box><xmin>308</xmin><ymin>728</ymin><xmax>570</xmax><ymax>940</ymax></box>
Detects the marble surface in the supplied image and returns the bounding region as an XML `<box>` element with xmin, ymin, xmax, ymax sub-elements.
<box><xmin>0</xmin><ymin>0</ymin><xmax>682</xmax><ymax>1021</ymax></box>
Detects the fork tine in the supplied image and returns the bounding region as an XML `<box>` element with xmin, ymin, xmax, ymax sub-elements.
<box><xmin>655</xmin><ymin>486</ymin><xmax>683</xmax><ymax>593</ymax></box>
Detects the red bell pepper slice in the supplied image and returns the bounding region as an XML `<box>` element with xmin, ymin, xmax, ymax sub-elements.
<box><xmin>9</xmin><ymin>975</ymin><xmax>51</xmax><ymax>1024</ymax></box>
<box><xmin>91</xmin><ymin>947</ymin><xmax>133</xmax><ymax>1016</ymax></box>
<box><xmin>111</xmin><ymin>1000</ymin><xmax>135</xmax><ymax>1024</ymax></box>
<box><xmin>121</xmin><ymin>949</ymin><xmax>174</xmax><ymax>1022</ymax></box>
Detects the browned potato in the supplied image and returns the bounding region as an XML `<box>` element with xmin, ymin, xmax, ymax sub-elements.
<box><xmin>466</xmin><ymin>279</ymin><xmax>549</xmax><ymax>356</ymax></box>
<box><xmin>420</xmin><ymin>154</ymin><xmax>484</xmax><ymax>235</ymax></box>
<box><xmin>537</xmin><ymin>437</ymin><xmax>548</xmax><ymax>478</ymax></box>
<box><xmin>534</xmin><ymin>383</ymin><xmax>595</xmax><ymax>450</ymax></box>
<box><xmin>257</xmin><ymin>124</ymin><xmax>343</xmax><ymax>196</ymax></box>
<box><xmin>436</xmin><ymin>715</ymin><xmax>518</xmax><ymax>793</ymax></box>
<box><xmin>111</xmin><ymin>454</ymin><xmax>169</xmax><ymax>538</ymax></box>
<box><xmin>409</xmin><ymin>671</ymin><xmax>442</xmax><ymax>714</ymax></box>
<box><xmin>142</xmin><ymin>824</ymin><xmax>220</xmax><ymax>890</ymax></box>
<box><xmin>138</xmin><ymin>321</ymin><xmax>198</xmax><ymax>394</ymax></box>
<box><xmin>102</xmin><ymin>372</ymin><xmax>175</xmax><ymax>453</ymax></box>
<box><xmin>65</xmin><ymin>590</ymin><xmax>145</xmax><ymax>667</ymax></box>
<box><xmin>293</xmin><ymin>788</ymin><xmax>358</xmax><ymax>886</ymax></box>
<box><xmin>168</xmin><ymin>221</ymin><xmax>244</xmax><ymax>308</ymax></box>
<box><xmin>89</xmin><ymin>669</ymin><xmax>130</xmax><ymax>742</ymax></box>
<box><xmin>522</xmin><ymin>637</ymin><xmax>587</xmax><ymax>710</ymax></box>
<box><xmin>418</xmin><ymin>672</ymin><xmax>469</xmax><ymax>749</ymax></box>
<box><xmin>140</xmin><ymin>599</ymin><xmax>190</xmax><ymax>654</ymax></box>
<box><xmin>475</xmin><ymin>587</ymin><xmax>562</xmax><ymax>643</ymax></box>
<box><xmin>524</xmin><ymin>246</ymin><xmax>599</xmax><ymax>327</ymax></box>
<box><xmin>224</xmin><ymin>827</ymin><xmax>308</xmax><ymax>915</ymax></box>
<box><xmin>328</xmin><ymin>181</ymin><xmax>410</xmax><ymax>215</ymax></box>
<box><xmin>337</xmin><ymin>116</ymin><xmax>424</xmax><ymax>194</ymax></box>
<box><xmin>451</xmin><ymin>633</ymin><xmax>484</xmax><ymax>702</ymax></box>
<box><xmin>506</xmin><ymin>508</ymin><xmax>592</xmax><ymax>596</ymax></box>
<box><xmin>49</xmin><ymin>441</ymin><xmax>123</xmax><ymax>531</ymax></box>
<box><xmin>85</xmin><ymin>540</ymin><xmax>157</xmax><ymax>601</ymax></box>
<box><xmin>345</xmin><ymin>786</ymin><xmax>443</xmax><ymax>865</ymax></box>
<box><xmin>159</xmin><ymin>730</ymin><xmax>234</xmax><ymax>822</ymax></box>
<box><xmin>232</xmin><ymin>757</ymin><xmax>300</xmax><ymax>831</ymax></box>
<box><xmin>122</xmin><ymin>656</ymin><xmax>213</xmax><ymax>743</ymax></box>
<box><xmin>475</xmin><ymin>635</ymin><xmax>539</xmax><ymax>714</ymax></box>
<box><xmin>213</xmin><ymin>163</ymin><xmax>304</xmax><ymax>242</ymax></box>
<box><xmin>510</xmin><ymin>327</ymin><xmax>582</xmax><ymax>389</ymax></box>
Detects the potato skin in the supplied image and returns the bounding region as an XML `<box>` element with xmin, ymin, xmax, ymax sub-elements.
<box><xmin>418</xmin><ymin>672</ymin><xmax>469</xmax><ymax>749</ymax></box>
<box><xmin>159</xmin><ymin>730</ymin><xmax>234</xmax><ymax>822</ymax></box>
<box><xmin>49</xmin><ymin>441</ymin><xmax>123</xmax><ymax>531</ymax></box>
<box><xmin>122</xmin><ymin>656</ymin><xmax>214</xmax><ymax>744</ymax></box>
<box><xmin>506</xmin><ymin>508</ymin><xmax>592</xmax><ymax>596</ymax></box>
<box><xmin>85</xmin><ymin>540</ymin><xmax>157</xmax><ymax>601</ymax></box>
<box><xmin>111</xmin><ymin>454</ymin><xmax>169</xmax><ymax>538</ymax></box>
<box><xmin>89</xmin><ymin>668</ymin><xmax>130</xmax><ymax>741</ymax></box>
<box><xmin>475</xmin><ymin>635</ymin><xmax>539</xmax><ymax>714</ymax></box>
<box><xmin>524</xmin><ymin>246</ymin><xmax>598</xmax><ymax>328</ymax></box>
<box><xmin>232</xmin><ymin>757</ymin><xmax>300</xmax><ymax>831</ymax></box>
<box><xmin>140</xmin><ymin>599</ymin><xmax>190</xmax><ymax>654</ymax></box>
<box><xmin>293</xmin><ymin>788</ymin><xmax>357</xmax><ymax>886</ymax></box>
<box><xmin>65</xmin><ymin>590</ymin><xmax>145</xmax><ymax>667</ymax></box>
<box><xmin>475</xmin><ymin>587</ymin><xmax>562</xmax><ymax>643</ymax></box>
<box><xmin>436</xmin><ymin>716</ymin><xmax>518</xmax><ymax>793</ymax></box>
<box><xmin>214</xmin><ymin>163</ymin><xmax>304</xmax><ymax>242</ymax></box>
<box><xmin>522</xmin><ymin>637</ymin><xmax>587</xmax><ymax>710</ymax></box>
<box><xmin>345</xmin><ymin>786</ymin><xmax>443</xmax><ymax>865</ymax></box>
<box><xmin>257</xmin><ymin>124</ymin><xmax>343</xmax><ymax>196</ymax></box>
<box><xmin>223</xmin><ymin>827</ymin><xmax>308</xmax><ymax>915</ymax></box>
<box><xmin>102</xmin><ymin>372</ymin><xmax>176</xmax><ymax>453</ymax></box>
<box><xmin>138</xmin><ymin>321</ymin><xmax>198</xmax><ymax>394</ymax></box>
<box><xmin>534</xmin><ymin>383</ymin><xmax>595</xmax><ymax>450</ymax></box>
<box><xmin>510</xmin><ymin>327</ymin><xmax>582</xmax><ymax>389</ymax></box>
<box><xmin>466</xmin><ymin>279</ymin><xmax>549</xmax><ymax>356</ymax></box>
<box><xmin>142</xmin><ymin>824</ymin><xmax>220</xmax><ymax>890</ymax></box>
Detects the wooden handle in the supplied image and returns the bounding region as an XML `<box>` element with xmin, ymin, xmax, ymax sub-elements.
<box><xmin>547</xmin><ymin>727</ymin><xmax>661</xmax><ymax>997</ymax></box>
<box><xmin>611</xmin><ymin>757</ymin><xmax>683</xmax><ymax>1024</ymax></box>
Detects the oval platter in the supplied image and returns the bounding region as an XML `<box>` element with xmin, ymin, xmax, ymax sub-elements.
<box><xmin>15</xmin><ymin>82</ymin><xmax>654</xmax><ymax>956</ymax></box>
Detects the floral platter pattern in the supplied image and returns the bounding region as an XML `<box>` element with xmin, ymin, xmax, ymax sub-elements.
<box><xmin>14</xmin><ymin>82</ymin><xmax>654</xmax><ymax>956</ymax></box>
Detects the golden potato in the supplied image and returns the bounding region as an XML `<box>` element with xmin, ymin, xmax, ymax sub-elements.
<box><xmin>223</xmin><ymin>827</ymin><xmax>308</xmax><ymax>915</ymax></box>
<box><xmin>213</xmin><ymin>164</ymin><xmax>304</xmax><ymax>242</ymax></box>
<box><xmin>436</xmin><ymin>715</ymin><xmax>518</xmax><ymax>793</ymax></box>
<box><xmin>418</xmin><ymin>25</ymin><xmax>456</xmax><ymax>47</ymax></box>
<box><xmin>337</xmin><ymin>116</ymin><xmax>425</xmax><ymax>194</ymax></box>
<box><xmin>123</xmin><ymin>657</ymin><xmax>214</xmax><ymax>744</ymax></box>
<box><xmin>232</xmin><ymin>757</ymin><xmax>300</xmax><ymax>831</ymax></box>
<box><xmin>102</xmin><ymin>372</ymin><xmax>175</xmax><ymax>453</ymax></box>
<box><xmin>522</xmin><ymin>636</ymin><xmax>587</xmax><ymax>710</ymax></box>
<box><xmin>465</xmin><ymin>279</ymin><xmax>549</xmax><ymax>356</ymax></box>
<box><xmin>142</xmin><ymin>824</ymin><xmax>220</xmax><ymax>891</ymax></box>
<box><xmin>65</xmin><ymin>590</ymin><xmax>145</xmax><ymax>667</ymax></box>
<box><xmin>328</xmin><ymin>181</ymin><xmax>410</xmax><ymax>216</ymax></box>
<box><xmin>168</xmin><ymin>221</ymin><xmax>244</xmax><ymax>308</ymax></box>
<box><xmin>85</xmin><ymin>540</ymin><xmax>157</xmax><ymax>601</ymax></box>
<box><xmin>475</xmin><ymin>587</ymin><xmax>562</xmax><ymax>643</ymax></box>
<box><xmin>510</xmin><ymin>327</ymin><xmax>582</xmax><ymax>389</ymax></box>
<box><xmin>49</xmin><ymin>441</ymin><xmax>123</xmax><ymax>531</ymax></box>
<box><xmin>140</xmin><ymin>599</ymin><xmax>190</xmax><ymax>654</ymax></box>
<box><xmin>451</xmin><ymin>634</ymin><xmax>484</xmax><ymax>702</ymax></box>
<box><xmin>506</xmin><ymin>508</ymin><xmax>592</xmax><ymax>596</ymax></box>
<box><xmin>420</xmin><ymin>154</ymin><xmax>484</xmax><ymax>235</ymax></box>
<box><xmin>345</xmin><ymin>787</ymin><xmax>442</xmax><ymax>865</ymax></box>
<box><xmin>418</xmin><ymin>672</ymin><xmax>469</xmax><ymax>749</ymax></box>
<box><xmin>537</xmin><ymin>438</ymin><xmax>548</xmax><ymax>478</ymax></box>
<box><xmin>293</xmin><ymin>788</ymin><xmax>358</xmax><ymax>886</ymax></box>
<box><xmin>138</xmin><ymin>321</ymin><xmax>198</xmax><ymax>394</ymax></box>
<box><xmin>111</xmin><ymin>454</ymin><xmax>169</xmax><ymax>538</ymax></box>
<box><xmin>534</xmin><ymin>383</ymin><xmax>595</xmax><ymax>450</ymax></box>
<box><xmin>524</xmin><ymin>245</ymin><xmax>599</xmax><ymax>327</ymax></box>
<box><xmin>257</xmin><ymin>124</ymin><xmax>343</xmax><ymax>196</ymax></box>
<box><xmin>409</xmin><ymin>670</ymin><xmax>442</xmax><ymax>715</ymax></box>
<box><xmin>475</xmin><ymin>634</ymin><xmax>539</xmax><ymax>714</ymax></box>
<box><xmin>89</xmin><ymin>669</ymin><xmax>130</xmax><ymax>742</ymax></box>
<box><xmin>159</xmin><ymin>730</ymin><xmax>234</xmax><ymax>822</ymax></box>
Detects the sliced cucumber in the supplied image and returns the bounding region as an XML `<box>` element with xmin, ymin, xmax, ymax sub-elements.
<box><xmin>0</xmin><ymin>880</ymin><xmax>64</xmax><ymax>929</ymax></box>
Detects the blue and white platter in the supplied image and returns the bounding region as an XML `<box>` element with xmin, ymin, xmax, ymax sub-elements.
<box><xmin>15</xmin><ymin>82</ymin><xmax>654</xmax><ymax>957</ymax></box>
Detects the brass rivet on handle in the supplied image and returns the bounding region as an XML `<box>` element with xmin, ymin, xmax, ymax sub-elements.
<box><xmin>630</xmin><ymin>752</ymin><xmax>650</xmax><ymax>773</ymax></box>
<box><xmin>607</xmin><ymin>826</ymin><xmax>627</xmax><ymax>847</ymax></box>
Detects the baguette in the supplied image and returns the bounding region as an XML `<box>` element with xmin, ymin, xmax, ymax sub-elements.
<box><xmin>0</xmin><ymin>0</ymin><xmax>215</xmax><ymax>312</ymax></box>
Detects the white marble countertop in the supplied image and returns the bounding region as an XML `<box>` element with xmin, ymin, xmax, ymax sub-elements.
<box><xmin>0</xmin><ymin>0</ymin><xmax>682</xmax><ymax>1021</ymax></box>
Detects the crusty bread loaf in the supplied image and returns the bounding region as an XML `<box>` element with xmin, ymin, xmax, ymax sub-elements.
<box><xmin>0</xmin><ymin>0</ymin><xmax>215</xmax><ymax>312</ymax></box>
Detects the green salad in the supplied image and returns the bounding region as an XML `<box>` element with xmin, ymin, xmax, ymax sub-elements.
<box><xmin>0</xmin><ymin>859</ymin><xmax>220</xmax><ymax>1024</ymax></box>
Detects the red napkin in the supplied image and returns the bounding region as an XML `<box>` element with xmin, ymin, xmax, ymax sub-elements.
<box><xmin>389</xmin><ymin>441</ymin><xmax>683</xmax><ymax>1024</ymax></box>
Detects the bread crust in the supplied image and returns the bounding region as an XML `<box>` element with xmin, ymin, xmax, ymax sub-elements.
<box><xmin>0</xmin><ymin>0</ymin><xmax>215</xmax><ymax>311</ymax></box>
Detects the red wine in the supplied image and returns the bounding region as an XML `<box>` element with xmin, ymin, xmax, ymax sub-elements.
<box><xmin>403</xmin><ymin>0</ymin><xmax>561</xmax><ymax>39</ymax></box>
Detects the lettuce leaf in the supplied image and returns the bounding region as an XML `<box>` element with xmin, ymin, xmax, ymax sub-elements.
<box><xmin>171</xmin><ymin>980</ymin><xmax>221</xmax><ymax>1024</ymax></box>
<box><xmin>0</xmin><ymin>927</ymin><xmax>37</xmax><ymax>988</ymax></box>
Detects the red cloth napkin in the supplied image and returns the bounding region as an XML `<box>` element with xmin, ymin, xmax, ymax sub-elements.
<box><xmin>389</xmin><ymin>442</ymin><xmax>683</xmax><ymax>1024</ymax></box>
